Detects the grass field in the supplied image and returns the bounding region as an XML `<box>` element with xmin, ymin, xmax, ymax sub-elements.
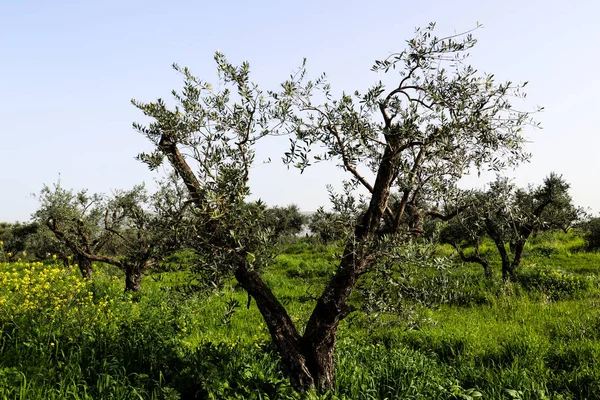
<box><xmin>1</xmin><ymin>231</ymin><xmax>599</xmax><ymax>399</ymax></box>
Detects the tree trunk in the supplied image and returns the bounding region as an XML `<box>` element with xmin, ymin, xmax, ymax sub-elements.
<box><xmin>77</xmin><ymin>254</ymin><xmax>93</xmax><ymax>279</ymax></box>
<box><xmin>235</xmin><ymin>260</ymin><xmax>344</xmax><ymax>392</ymax></box>
<box><xmin>508</xmin><ymin>239</ymin><xmax>527</xmax><ymax>279</ymax></box>
<box><xmin>299</xmin><ymin>145</ymin><xmax>401</xmax><ymax>391</ymax></box>
<box><xmin>301</xmin><ymin>246</ymin><xmax>365</xmax><ymax>391</ymax></box>
<box><xmin>233</xmin><ymin>145</ymin><xmax>400</xmax><ymax>392</ymax></box>
<box><xmin>483</xmin><ymin>261</ymin><xmax>493</xmax><ymax>279</ymax></box>
<box><xmin>124</xmin><ymin>264</ymin><xmax>144</xmax><ymax>292</ymax></box>
<box><xmin>455</xmin><ymin>246</ymin><xmax>493</xmax><ymax>278</ymax></box>
<box><xmin>234</xmin><ymin>264</ymin><xmax>315</xmax><ymax>390</ymax></box>
<box><xmin>495</xmin><ymin>242</ymin><xmax>513</xmax><ymax>281</ymax></box>
<box><xmin>485</xmin><ymin>221</ymin><xmax>513</xmax><ymax>281</ymax></box>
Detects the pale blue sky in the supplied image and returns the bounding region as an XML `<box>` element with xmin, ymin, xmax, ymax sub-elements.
<box><xmin>1</xmin><ymin>0</ymin><xmax>599</xmax><ymax>222</ymax></box>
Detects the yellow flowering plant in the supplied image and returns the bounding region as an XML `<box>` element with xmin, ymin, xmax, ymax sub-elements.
<box><xmin>0</xmin><ymin>260</ymin><xmax>116</xmax><ymax>340</ymax></box>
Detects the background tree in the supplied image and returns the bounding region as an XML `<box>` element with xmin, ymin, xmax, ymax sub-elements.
<box><xmin>584</xmin><ymin>217</ymin><xmax>600</xmax><ymax>251</ymax></box>
<box><xmin>439</xmin><ymin>194</ymin><xmax>494</xmax><ymax>278</ymax></box>
<box><xmin>83</xmin><ymin>185</ymin><xmax>177</xmax><ymax>292</ymax></box>
<box><xmin>307</xmin><ymin>207</ymin><xmax>352</xmax><ymax>244</ymax></box>
<box><xmin>25</xmin><ymin>223</ymin><xmax>73</xmax><ymax>266</ymax></box>
<box><xmin>0</xmin><ymin>222</ymin><xmax>38</xmax><ymax>261</ymax></box>
<box><xmin>264</xmin><ymin>204</ymin><xmax>306</xmax><ymax>238</ymax></box>
<box><xmin>442</xmin><ymin>174</ymin><xmax>579</xmax><ymax>279</ymax></box>
<box><xmin>132</xmin><ymin>24</ymin><xmax>535</xmax><ymax>391</ymax></box>
<box><xmin>33</xmin><ymin>183</ymin><xmax>110</xmax><ymax>279</ymax></box>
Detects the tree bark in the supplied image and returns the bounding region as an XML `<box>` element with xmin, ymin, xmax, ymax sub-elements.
<box><xmin>454</xmin><ymin>245</ymin><xmax>493</xmax><ymax>278</ymax></box>
<box><xmin>124</xmin><ymin>264</ymin><xmax>144</xmax><ymax>292</ymax></box>
<box><xmin>77</xmin><ymin>254</ymin><xmax>93</xmax><ymax>280</ymax></box>
<box><xmin>511</xmin><ymin>240</ymin><xmax>526</xmax><ymax>273</ymax></box>
<box><xmin>494</xmin><ymin>241</ymin><xmax>513</xmax><ymax>281</ymax></box>
<box><xmin>484</xmin><ymin>219</ymin><xmax>513</xmax><ymax>280</ymax></box>
<box><xmin>231</xmin><ymin>145</ymin><xmax>400</xmax><ymax>392</ymax></box>
<box><xmin>234</xmin><ymin>264</ymin><xmax>315</xmax><ymax>390</ymax></box>
<box><xmin>299</xmin><ymin>145</ymin><xmax>400</xmax><ymax>391</ymax></box>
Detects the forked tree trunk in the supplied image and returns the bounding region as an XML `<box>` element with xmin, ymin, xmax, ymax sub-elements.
<box><xmin>493</xmin><ymin>241</ymin><xmax>513</xmax><ymax>281</ymax></box>
<box><xmin>510</xmin><ymin>240</ymin><xmax>526</xmax><ymax>276</ymax></box>
<box><xmin>234</xmin><ymin>265</ymin><xmax>315</xmax><ymax>389</ymax></box>
<box><xmin>234</xmin><ymin>145</ymin><xmax>400</xmax><ymax>392</ymax></box>
<box><xmin>77</xmin><ymin>254</ymin><xmax>93</xmax><ymax>280</ymax></box>
<box><xmin>299</xmin><ymin>243</ymin><xmax>367</xmax><ymax>391</ymax></box>
<box><xmin>235</xmin><ymin>228</ymin><xmax>370</xmax><ymax>391</ymax></box>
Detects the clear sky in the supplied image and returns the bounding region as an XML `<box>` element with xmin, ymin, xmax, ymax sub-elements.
<box><xmin>1</xmin><ymin>0</ymin><xmax>599</xmax><ymax>222</ymax></box>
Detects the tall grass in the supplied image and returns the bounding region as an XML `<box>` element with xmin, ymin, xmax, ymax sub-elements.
<box><xmin>0</xmin><ymin>232</ymin><xmax>599</xmax><ymax>398</ymax></box>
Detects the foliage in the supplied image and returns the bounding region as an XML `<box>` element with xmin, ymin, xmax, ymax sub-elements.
<box><xmin>307</xmin><ymin>207</ymin><xmax>352</xmax><ymax>244</ymax></box>
<box><xmin>0</xmin><ymin>233</ymin><xmax>599</xmax><ymax>398</ymax></box>
<box><xmin>264</xmin><ymin>204</ymin><xmax>306</xmax><ymax>238</ymax></box>
<box><xmin>517</xmin><ymin>266</ymin><xmax>591</xmax><ymax>301</ymax></box>
<box><xmin>0</xmin><ymin>260</ymin><xmax>111</xmax><ymax>325</ymax></box>
<box><xmin>32</xmin><ymin>183</ymin><xmax>110</xmax><ymax>278</ymax></box>
<box><xmin>132</xmin><ymin>53</ymin><xmax>277</xmax><ymax>274</ymax></box>
<box><xmin>441</xmin><ymin>174</ymin><xmax>580</xmax><ymax>279</ymax></box>
<box><xmin>99</xmin><ymin>184</ymin><xmax>187</xmax><ymax>291</ymax></box>
<box><xmin>31</xmin><ymin>180</ymin><xmax>189</xmax><ymax>291</ymax></box>
<box><xmin>0</xmin><ymin>222</ymin><xmax>38</xmax><ymax>261</ymax></box>
<box><xmin>24</xmin><ymin>222</ymin><xmax>69</xmax><ymax>263</ymax></box>
<box><xmin>583</xmin><ymin>216</ymin><xmax>600</xmax><ymax>251</ymax></box>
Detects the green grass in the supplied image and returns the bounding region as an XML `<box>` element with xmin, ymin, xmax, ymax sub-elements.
<box><xmin>1</xmin><ymin>232</ymin><xmax>600</xmax><ymax>398</ymax></box>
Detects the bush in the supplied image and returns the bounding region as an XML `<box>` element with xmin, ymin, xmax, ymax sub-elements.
<box><xmin>584</xmin><ymin>217</ymin><xmax>600</xmax><ymax>251</ymax></box>
<box><xmin>531</xmin><ymin>245</ymin><xmax>559</xmax><ymax>258</ymax></box>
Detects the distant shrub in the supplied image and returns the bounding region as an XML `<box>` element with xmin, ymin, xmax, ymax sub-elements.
<box><xmin>584</xmin><ymin>217</ymin><xmax>600</xmax><ymax>251</ymax></box>
<box><xmin>308</xmin><ymin>207</ymin><xmax>352</xmax><ymax>244</ymax></box>
<box><xmin>518</xmin><ymin>266</ymin><xmax>590</xmax><ymax>300</ymax></box>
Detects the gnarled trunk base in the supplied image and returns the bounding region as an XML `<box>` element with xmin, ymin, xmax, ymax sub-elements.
<box><xmin>125</xmin><ymin>266</ymin><xmax>144</xmax><ymax>292</ymax></box>
<box><xmin>77</xmin><ymin>255</ymin><xmax>93</xmax><ymax>280</ymax></box>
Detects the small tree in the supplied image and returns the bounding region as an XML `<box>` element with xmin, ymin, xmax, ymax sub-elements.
<box><xmin>33</xmin><ymin>183</ymin><xmax>111</xmax><ymax>279</ymax></box>
<box><xmin>85</xmin><ymin>185</ymin><xmax>177</xmax><ymax>292</ymax></box>
<box><xmin>26</xmin><ymin>222</ymin><xmax>73</xmax><ymax>266</ymax></box>
<box><xmin>440</xmin><ymin>196</ymin><xmax>494</xmax><ymax>278</ymax></box>
<box><xmin>307</xmin><ymin>207</ymin><xmax>352</xmax><ymax>244</ymax></box>
<box><xmin>584</xmin><ymin>217</ymin><xmax>600</xmax><ymax>251</ymax></box>
<box><xmin>132</xmin><ymin>24</ymin><xmax>535</xmax><ymax>391</ymax></box>
<box><xmin>34</xmin><ymin>183</ymin><xmax>181</xmax><ymax>291</ymax></box>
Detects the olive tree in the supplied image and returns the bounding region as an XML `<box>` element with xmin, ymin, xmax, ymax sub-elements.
<box><xmin>439</xmin><ymin>193</ymin><xmax>494</xmax><ymax>278</ymax></box>
<box><xmin>584</xmin><ymin>217</ymin><xmax>600</xmax><ymax>251</ymax></box>
<box><xmin>307</xmin><ymin>207</ymin><xmax>353</xmax><ymax>244</ymax></box>
<box><xmin>78</xmin><ymin>185</ymin><xmax>182</xmax><ymax>292</ymax></box>
<box><xmin>264</xmin><ymin>204</ymin><xmax>306</xmax><ymax>238</ymax></box>
<box><xmin>442</xmin><ymin>174</ymin><xmax>579</xmax><ymax>279</ymax></box>
<box><xmin>132</xmin><ymin>24</ymin><xmax>536</xmax><ymax>391</ymax></box>
<box><xmin>34</xmin><ymin>182</ymin><xmax>183</xmax><ymax>290</ymax></box>
<box><xmin>33</xmin><ymin>183</ymin><xmax>111</xmax><ymax>279</ymax></box>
